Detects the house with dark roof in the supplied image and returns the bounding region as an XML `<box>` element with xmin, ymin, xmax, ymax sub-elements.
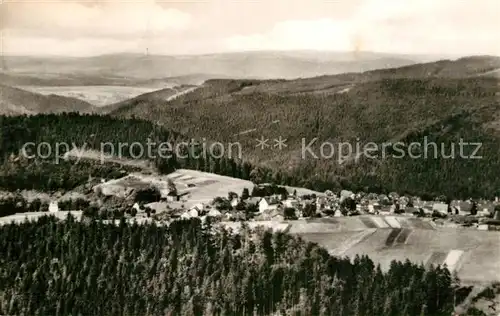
<box><xmin>450</xmin><ymin>200</ymin><xmax>473</xmax><ymax>215</ymax></box>
<box><xmin>165</xmin><ymin>191</ymin><xmax>180</xmax><ymax>202</ymax></box>
<box><xmin>246</xmin><ymin>197</ymin><xmax>262</xmax><ymax>206</ymax></box>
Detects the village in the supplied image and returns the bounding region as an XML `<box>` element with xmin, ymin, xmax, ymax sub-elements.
<box><xmin>2</xmin><ymin>168</ymin><xmax>500</xmax><ymax>231</ymax></box>
<box><xmin>2</xmin><ymin>166</ymin><xmax>497</xmax><ymax>231</ymax></box>
<box><xmin>147</xmin><ymin>183</ymin><xmax>500</xmax><ymax>232</ymax></box>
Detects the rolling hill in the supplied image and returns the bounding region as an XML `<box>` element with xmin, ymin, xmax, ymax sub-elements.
<box><xmin>110</xmin><ymin>56</ymin><xmax>500</xmax><ymax>198</ymax></box>
<box><xmin>99</xmin><ymin>85</ymin><xmax>197</xmax><ymax>114</ymax></box>
<box><xmin>0</xmin><ymin>71</ymin><xmax>205</xmax><ymax>88</ymax></box>
<box><xmin>2</xmin><ymin>51</ymin><xmax>422</xmax><ymax>81</ymax></box>
<box><xmin>0</xmin><ymin>85</ymin><xmax>96</xmax><ymax>115</ymax></box>
<box><xmin>224</xmin><ymin>217</ymin><xmax>500</xmax><ymax>286</ymax></box>
<box><xmin>299</xmin><ymin>226</ymin><xmax>500</xmax><ymax>286</ymax></box>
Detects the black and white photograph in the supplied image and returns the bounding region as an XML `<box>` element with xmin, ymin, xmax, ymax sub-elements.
<box><xmin>0</xmin><ymin>0</ymin><xmax>499</xmax><ymax>315</ymax></box>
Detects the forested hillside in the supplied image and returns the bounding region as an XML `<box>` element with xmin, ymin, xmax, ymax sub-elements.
<box><xmin>1</xmin><ymin>57</ymin><xmax>500</xmax><ymax>198</ymax></box>
<box><xmin>0</xmin><ymin>216</ymin><xmax>459</xmax><ymax>316</ymax></box>
<box><xmin>111</xmin><ymin>57</ymin><xmax>500</xmax><ymax>199</ymax></box>
<box><xmin>0</xmin><ymin>114</ymin><xmax>257</xmax><ymax>193</ymax></box>
<box><xmin>0</xmin><ymin>85</ymin><xmax>95</xmax><ymax>115</ymax></box>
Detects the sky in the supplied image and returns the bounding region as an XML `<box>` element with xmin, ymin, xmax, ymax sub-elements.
<box><xmin>1</xmin><ymin>0</ymin><xmax>499</xmax><ymax>57</ymax></box>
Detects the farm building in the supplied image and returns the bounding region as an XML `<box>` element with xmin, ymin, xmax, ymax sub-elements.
<box><xmin>432</xmin><ymin>203</ymin><xmax>449</xmax><ymax>215</ymax></box>
<box><xmin>450</xmin><ymin>200</ymin><xmax>473</xmax><ymax>215</ymax></box>
<box><xmin>259</xmin><ymin>198</ymin><xmax>281</xmax><ymax>213</ymax></box>
<box><xmin>283</xmin><ymin>198</ymin><xmax>299</xmax><ymax>209</ymax></box>
<box><xmin>165</xmin><ymin>191</ymin><xmax>180</xmax><ymax>202</ymax></box>
<box><xmin>49</xmin><ymin>201</ymin><xmax>59</xmax><ymax>213</ymax></box>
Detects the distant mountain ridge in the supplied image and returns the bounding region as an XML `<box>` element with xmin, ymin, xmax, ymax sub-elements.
<box><xmin>2</xmin><ymin>50</ymin><xmax>425</xmax><ymax>81</ymax></box>
<box><xmin>110</xmin><ymin>55</ymin><xmax>500</xmax><ymax>198</ymax></box>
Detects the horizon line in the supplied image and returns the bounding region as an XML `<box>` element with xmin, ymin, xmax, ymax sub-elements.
<box><xmin>0</xmin><ymin>48</ymin><xmax>476</xmax><ymax>59</ymax></box>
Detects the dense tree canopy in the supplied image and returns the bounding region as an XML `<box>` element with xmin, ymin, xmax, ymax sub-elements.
<box><xmin>1</xmin><ymin>112</ymin><xmax>499</xmax><ymax>200</ymax></box>
<box><xmin>0</xmin><ymin>215</ymin><xmax>458</xmax><ymax>316</ymax></box>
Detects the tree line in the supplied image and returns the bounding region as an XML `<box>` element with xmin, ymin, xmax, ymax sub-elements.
<box><xmin>1</xmin><ymin>112</ymin><xmax>499</xmax><ymax>200</ymax></box>
<box><xmin>0</xmin><ymin>215</ymin><xmax>461</xmax><ymax>316</ymax></box>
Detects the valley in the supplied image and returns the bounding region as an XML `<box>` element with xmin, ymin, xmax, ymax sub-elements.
<box><xmin>18</xmin><ymin>85</ymin><xmax>160</xmax><ymax>107</ymax></box>
<box><xmin>1</xmin><ymin>53</ymin><xmax>500</xmax><ymax>316</ymax></box>
<box><xmin>3</xmin><ymin>1</ymin><xmax>500</xmax><ymax>314</ymax></box>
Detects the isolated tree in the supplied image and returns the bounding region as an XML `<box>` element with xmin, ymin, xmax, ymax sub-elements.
<box><xmin>167</xmin><ymin>179</ymin><xmax>178</xmax><ymax>196</ymax></box>
<box><xmin>29</xmin><ymin>198</ymin><xmax>42</xmax><ymax>212</ymax></box>
<box><xmin>394</xmin><ymin>203</ymin><xmax>403</xmax><ymax>214</ymax></box>
<box><xmin>245</xmin><ymin>203</ymin><xmax>259</xmax><ymax>214</ymax></box>
<box><xmin>302</xmin><ymin>203</ymin><xmax>316</xmax><ymax>218</ymax></box>
<box><xmin>130</xmin><ymin>208</ymin><xmax>137</xmax><ymax>217</ymax></box>
<box><xmin>212</xmin><ymin>197</ymin><xmax>225</xmax><ymax>204</ymax></box>
<box><xmin>235</xmin><ymin>201</ymin><xmax>247</xmax><ymax>211</ymax></box>
<box><xmin>39</xmin><ymin>201</ymin><xmax>49</xmax><ymax>212</ymax></box>
<box><xmin>82</xmin><ymin>205</ymin><xmax>99</xmax><ymax>218</ymax></box>
<box><xmin>407</xmin><ymin>199</ymin><xmax>414</xmax><ymax>208</ymax></box>
<box><xmin>471</xmin><ymin>201</ymin><xmax>478</xmax><ymax>215</ymax></box>
<box><xmin>493</xmin><ymin>205</ymin><xmax>500</xmax><ymax>219</ymax></box>
<box><xmin>135</xmin><ymin>186</ymin><xmax>161</xmax><ymax>203</ymax></box>
<box><xmin>241</xmin><ymin>188</ymin><xmax>250</xmax><ymax>200</ymax></box>
<box><xmin>212</xmin><ymin>197</ymin><xmax>231</xmax><ymax>211</ymax></box>
<box><xmin>341</xmin><ymin>197</ymin><xmax>356</xmax><ymax>213</ymax></box>
<box><xmin>283</xmin><ymin>207</ymin><xmax>297</xmax><ymax>220</ymax></box>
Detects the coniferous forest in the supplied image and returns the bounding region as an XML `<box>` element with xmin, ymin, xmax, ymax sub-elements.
<box><xmin>2</xmin><ymin>112</ymin><xmax>500</xmax><ymax>199</ymax></box>
<box><xmin>0</xmin><ymin>215</ymin><xmax>458</xmax><ymax>316</ymax></box>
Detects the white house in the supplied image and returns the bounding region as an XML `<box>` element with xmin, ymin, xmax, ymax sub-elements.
<box><xmin>259</xmin><ymin>198</ymin><xmax>280</xmax><ymax>213</ymax></box>
<box><xmin>48</xmin><ymin>201</ymin><xmax>59</xmax><ymax>213</ymax></box>
<box><xmin>316</xmin><ymin>197</ymin><xmax>327</xmax><ymax>209</ymax></box>
<box><xmin>189</xmin><ymin>204</ymin><xmax>204</xmax><ymax>216</ymax></box>
<box><xmin>165</xmin><ymin>191</ymin><xmax>179</xmax><ymax>202</ymax></box>
<box><xmin>324</xmin><ymin>190</ymin><xmax>334</xmax><ymax>197</ymax></box>
<box><xmin>230</xmin><ymin>198</ymin><xmax>240</xmax><ymax>208</ymax></box>
<box><xmin>339</xmin><ymin>190</ymin><xmax>354</xmax><ymax>203</ymax></box>
<box><xmin>207</xmin><ymin>209</ymin><xmax>222</xmax><ymax>218</ymax></box>
<box><xmin>191</xmin><ymin>203</ymin><xmax>204</xmax><ymax>211</ymax></box>
<box><xmin>368</xmin><ymin>204</ymin><xmax>375</xmax><ymax>213</ymax></box>
<box><xmin>368</xmin><ymin>203</ymin><xmax>380</xmax><ymax>214</ymax></box>
<box><xmin>283</xmin><ymin>198</ymin><xmax>299</xmax><ymax>209</ymax></box>
<box><xmin>450</xmin><ymin>200</ymin><xmax>473</xmax><ymax>215</ymax></box>
<box><xmin>132</xmin><ymin>203</ymin><xmax>141</xmax><ymax>212</ymax></box>
<box><xmin>432</xmin><ymin>203</ymin><xmax>448</xmax><ymax>215</ymax></box>
<box><xmin>477</xmin><ymin>224</ymin><xmax>489</xmax><ymax>231</ymax></box>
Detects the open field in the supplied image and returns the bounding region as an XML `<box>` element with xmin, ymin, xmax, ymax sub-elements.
<box><xmin>0</xmin><ymin>211</ymin><xmax>83</xmax><ymax>226</ymax></box>
<box><xmin>18</xmin><ymin>85</ymin><xmax>160</xmax><ymax>107</ymax></box>
<box><xmin>94</xmin><ymin>169</ymin><xmax>255</xmax><ymax>209</ymax></box>
<box><xmin>94</xmin><ymin>168</ymin><xmax>324</xmax><ymax>209</ymax></box>
<box><xmin>290</xmin><ymin>216</ymin><xmax>435</xmax><ymax>233</ymax></box>
<box><xmin>297</xmin><ymin>228</ymin><xmax>500</xmax><ymax>285</ymax></box>
<box><xmin>237</xmin><ymin>219</ymin><xmax>498</xmax><ymax>284</ymax></box>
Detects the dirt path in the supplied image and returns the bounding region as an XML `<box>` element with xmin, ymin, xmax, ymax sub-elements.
<box><xmin>166</xmin><ymin>86</ymin><xmax>198</xmax><ymax>101</ymax></box>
